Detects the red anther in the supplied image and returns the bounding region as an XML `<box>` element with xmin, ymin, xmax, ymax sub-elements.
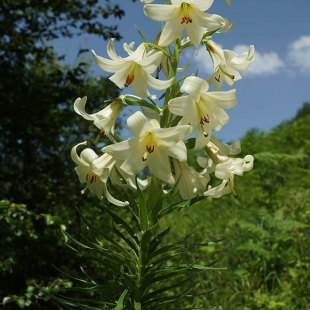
<box><xmin>142</xmin><ymin>156</ymin><xmax>147</xmax><ymax>162</ymax></box>
<box><xmin>90</xmin><ymin>175</ymin><xmax>96</xmax><ymax>184</ymax></box>
<box><xmin>146</xmin><ymin>145</ymin><xmax>155</xmax><ymax>153</ymax></box>
<box><xmin>200</xmin><ymin>114</ymin><xmax>210</xmax><ymax>124</ymax></box>
<box><xmin>125</xmin><ymin>74</ymin><xmax>135</xmax><ymax>87</ymax></box>
<box><xmin>86</xmin><ymin>174</ymin><xmax>89</xmax><ymax>181</ymax></box>
<box><xmin>181</xmin><ymin>16</ymin><xmax>192</xmax><ymax>24</ymax></box>
<box><xmin>100</xmin><ymin>130</ymin><xmax>106</xmax><ymax>138</ymax></box>
<box><xmin>215</xmin><ymin>75</ymin><xmax>221</xmax><ymax>82</ymax></box>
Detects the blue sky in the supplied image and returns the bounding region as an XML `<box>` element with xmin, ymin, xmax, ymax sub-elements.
<box><xmin>56</xmin><ymin>0</ymin><xmax>310</xmax><ymax>143</ymax></box>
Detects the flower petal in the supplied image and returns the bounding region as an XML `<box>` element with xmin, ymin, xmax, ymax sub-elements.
<box><xmin>144</xmin><ymin>4</ymin><xmax>177</xmax><ymax>22</ymax></box>
<box><xmin>127</xmin><ymin>111</ymin><xmax>153</xmax><ymax>138</ymax></box>
<box><xmin>181</xmin><ymin>76</ymin><xmax>209</xmax><ymax>102</ymax></box>
<box><xmin>106</xmin><ymin>38</ymin><xmax>122</xmax><ymax>61</ymax></box>
<box><xmin>74</xmin><ymin>96</ymin><xmax>95</xmax><ymax>121</ymax></box>
<box><xmin>201</xmin><ymin>89</ymin><xmax>237</xmax><ymax>109</ymax></box>
<box><xmin>192</xmin><ymin>0</ymin><xmax>214</xmax><ymax>11</ymax></box>
<box><xmin>159</xmin><ymin>18</ymin><xmax>184</xmax><ymax>46</ymax></box>
<box><xmin>148</xmin><ymin>146</ymin><xmax>175</xmax><ymax>183</ymax></box>
<box><xmin>168</xmin><ymin>96</ymin><xmax>194</xmax><ymax>116</ymax></box>
<box><xmin>146</xmin><ymin>73</ymin><xmax>175</xmax><ymax>91</ymax></box>
<box><xmin>166</xmin><ymin>140</ymin><xmax>188</xmax><ymax>161</ymax></box>
<box><xmin>154</xmin><ymin>125</ymin><xmax>192</xmax><ymax>145</ymax></box>
<box><xmin>92</xmin><ymin>49</ymin><xmax>126</xmax><ymax>73</ymax></box>
<box><xmin>71</xmin><ymin>141</ymin><xmax>88</xmax><ymax>166</ymax></box>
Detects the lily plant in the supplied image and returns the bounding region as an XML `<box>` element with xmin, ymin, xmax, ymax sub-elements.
<box><xmin>55</xmin><ymin>0</ymin><xmax>255</xmax><ymax>309</ymax></box>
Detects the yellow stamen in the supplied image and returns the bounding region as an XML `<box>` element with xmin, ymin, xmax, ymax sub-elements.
<box><xmin>180</xmin><ymin>3</ymin><xmax>192</xmax><ymax>24</ymax></box>
<box><xmin>142</xmin><ymin>151</ymin><xmax>148</xmax><ymax>161</ymax></box>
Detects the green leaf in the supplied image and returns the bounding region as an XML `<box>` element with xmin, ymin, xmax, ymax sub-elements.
<box><xmin>148</xmin><ymin>227</ymin><xmax>170</xmax><ymax>254</ymax></box>
<box><xmin>75</xmin><ymin>208</ymin><xmax>136</xmax><ymax>259</ymax></box>
<box><xmin>134</xmin><ymin>300</ymin><xmax>141</xmax><ymax>310</ymax></box>
<box><xmin>16</xmin><ymin>298</ymin><xmax>25</xmax><ymax>309</ymax></box>
<box><xmin>44</xmin><ymin>213</ymin><xmax>54</xmax><ymax>225</ymax></box>
<box><xmin>158</xmin><ymin>195</ymin><xmax>207</xmax><ymax>219</ymax></box>
<box><xmin>141</xmin><ymin>277</ymin><xmax>190</xmax><ymax>302</ymax></box>
<box><xmin>113</xmin><ymin>225</ymin><xmax>139</xmax><ymax>257</ymax></box>
<box><xmin>149</xmin><ymin>179</ymin><xmax>180</xmax><ymax>222</ymax></box>
<box><xmin>143</xmin><ymin>263</ymin><xmax>195</xmax><ymax>287</ymax></box>
<box><xmin>136</xmin><ymin>178</ymin><xmax>148</xmax><ymax>232</ymax></box>
<box><xmin>2</xmin><ymin>296</ymin><xmax>12</xmax><ymax>305</ymax></box>
<box><xmin>113</xmin><ymin>289</ymin><xmax>128</xmax><ymax>310</ymax></box>
<box><xmin>140</xmin><ymin>229</ymin><xmax>154</xmax><ymax>255</ymax></box>
<box><xmin>105</xmin><ymin>208</ymin><xmax>139</xmax><ymax>244</ymax></box>
<box><xmin>146</xmin><ymin>243</ymin><xmax>180</xmax><ymax>265</ymax></box>
<box><xmin>65</xmin><ymin>284</ymin><xmax>125</xmax><ymax>294</ymax></box>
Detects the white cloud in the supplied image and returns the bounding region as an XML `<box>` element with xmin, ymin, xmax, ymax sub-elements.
<box><xmin>183</xmin><ymin>46</ymin><xmax>213</xmax><ymax>74</ymax></box>
<box><xmin>287</xmin><ymin>35</ymin><xmax>310</xmax><ymax>71</ymax></box>
<box><xmin>184</xmin><ymin>44</ymin><xmax>285</xmax><ymax>78</ymax></box>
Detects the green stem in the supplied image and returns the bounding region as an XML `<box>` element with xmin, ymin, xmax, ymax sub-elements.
<box><xmin>134</xmin><ymin>230</ymin><xmax>153</xmax><ymax>303</ymax></box>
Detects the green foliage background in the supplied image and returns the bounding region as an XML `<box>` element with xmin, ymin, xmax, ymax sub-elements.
<box><xmin>1</xmin><ymin>0</ymin><xmax>310</xmax><ymax>309</ymax></box>
<box><xmin>159</xmin><ymin>106</ymin><xmax>310</xmax><ymax>309</ymax></box>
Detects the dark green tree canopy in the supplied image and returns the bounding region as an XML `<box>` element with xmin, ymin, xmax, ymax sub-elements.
<box><xmin>0</xmin><ymin>1</ymin><xmax>137</xmax><ymax>307</ymax></box>
<box><xmin>0</xmin><ymin>0</ymin><xmax>138</xmax><ymax>206</ymax></box>
<box><xmin>0</xmin><ymin>0</ymin><xmax>137</xmax><ymax>64</ymax></box>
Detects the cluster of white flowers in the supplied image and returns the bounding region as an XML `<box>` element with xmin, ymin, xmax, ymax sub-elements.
<box><xmin>72</xmin><ymin>0</ymin><xmax>255</xmax><ymax>206</ymax></box>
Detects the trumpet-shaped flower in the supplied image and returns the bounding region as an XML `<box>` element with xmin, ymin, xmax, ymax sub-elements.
<box><xmin>206</xmin><ymin>40</ymin><xmax>255</xmax><ymax>90</ymax></box>
<box><xmin>203</xmin><ymin>154</ymin><xmax>254</xmax><ymax>198</ymax></box>
<box><xmin>173</xmin><ymin>159</ymin><xmax>210</xmax><ymax>199</ymax></box>
<box><xmin>92</xmin><ymin>39</ymin><xmax>174</xmax><ymax>97</ymax></box>
<box><xmin>71</xmin><ymin>141</ymin><xmax>129</xmax><ymax>206</ymax></box>
<box><xmin>101</xmin><ymin>111</ymin><xmax>192</xmax><ymax>184</ymax></box>
<box><xmin>143</xmin><ymin>0</ymin><xmax>225</xmax><ymax>50</ymax></box>
<box><xmin>74</xmin><ymin>96</ymin><xmax>123</xmax><ymax>136</ymax></box>
<box><xmin>168</xmin><ymin>76</ymin><xmax>237</xmax><ymax>149</ymax></box>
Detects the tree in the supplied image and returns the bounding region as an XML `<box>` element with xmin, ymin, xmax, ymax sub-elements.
<box><xmin>0</xmin><ymin>1</ymin><xmax>137</xmax><ymax>308</ymax></box>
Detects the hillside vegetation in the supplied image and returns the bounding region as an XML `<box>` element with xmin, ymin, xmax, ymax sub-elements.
<box><xmin>161</xmin><ymin>103</ymin><xmax>310</xmax><ymax>309</ymax></box>
<box><xmin>1</xmin><ymin>104</ymin><xmax>310</xmax><ymax>309</ymax></box>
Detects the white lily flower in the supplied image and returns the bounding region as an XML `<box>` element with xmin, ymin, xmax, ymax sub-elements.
<box><xmin>168</xmin><ymin>76</ymin><xmax>237</xmax><ymax>149</ymax></box>
<box><xmin>207</xmin><ymin>135</ymin><xmax>241</xmax><ymax>157</ymax></box>
<box><xmin>204</xmin><ymin>154</ymin><xmax>254</xmax><ymax>198</ymax></box>
<box><xmin>143</xmin><ymin>0</ymin><xmax>225</xmax><ymax>50</ymax></box>
<box><xmin>93</xmin><ymin>152</ymin><xmax>150</xmax><ymax>191</ymax></box>
<box><xmin>92</xmin><ymin>39</ymin><xmax>174</xmax><ymax>97</ymax></box>
<box><xmin>197</xmin><ymin>136</ymin><xmax>241</xmax><ymax>179</ymax></box>
<box><xmin>71</xmin><ymin>141</ymin><xmax>129</xmax><ymax>206</ymax></box>
<box><xmin>206</xmin><ymin>40</ymin><xmax>255</xmax><ymax>90</ymax></box>
<box><xmin>101</xmin><ymin>111</ymin><xmax>192</xmax><ymax>184</ymax></box>
<box><xmin>74</xmin><ymin>96</ymin><xmax>123</xmax><ymax>136</ymax></box>
<box><xmin>173</xmin><ymin>159</ymin><xmax>210</xmax><ymax>199</ymax></box>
